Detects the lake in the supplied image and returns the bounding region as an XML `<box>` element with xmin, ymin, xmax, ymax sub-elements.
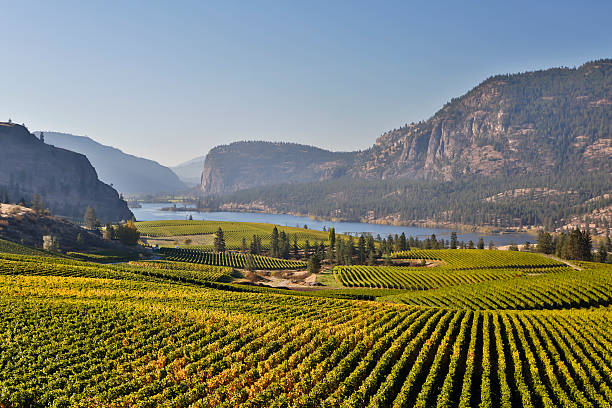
<box><xmin>132</xmin><ymin>203</ymin><xmax>535</xmax><ymax>246</ymax></box>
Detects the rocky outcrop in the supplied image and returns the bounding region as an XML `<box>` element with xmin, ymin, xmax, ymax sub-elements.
<box><xmin>0</xmin><ymin>123</ymin><xmax>133</xmax><ymax>222</ymax></box>
<box><xmin>201</xmin><ymin>59</ymin><xmax>612</xmax><ymax>194</ymax></box>
<box><xmin>352</xmin><ymin>60</ymin><xmax>612</xmax><ymax>180</ymax></box>
<box><xmin>201</xmin><ymin>141</ymin><xmax>356</xmax><ymax>195</ymax></box>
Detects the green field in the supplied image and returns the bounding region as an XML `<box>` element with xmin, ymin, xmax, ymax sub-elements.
<box><xmin>135</xmin><ymin>220</ymin><xmax>332</xmax><ymax>249</ymax></box>
<box><xmin>159</xmin><ymin>247</ymin><xmax>307</xmax><ymax>270</ymax></box>
<box><xmin>1</xmin><ymin>241</ymin><xmax>611</xmax><ymax>406</ymax></box>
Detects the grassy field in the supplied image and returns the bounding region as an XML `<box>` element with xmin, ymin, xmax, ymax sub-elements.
<box><xmin>0</xmin><ymin>241</ymin><xmax>611</xmax><ymax>406</ymax></box>
<box><xmin>135</xmin><ymin>220</ymin><xmax>333</xmax><ymax>250</ymax></box>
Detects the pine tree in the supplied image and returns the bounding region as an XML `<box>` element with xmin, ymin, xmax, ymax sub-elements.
<box><xmin>271</xmin><ymin>226</ymin><xmax>279</xmax><ymax>257</ymax></box>
<box><xmin>536</xmin><ymin>231</ymin><xmax>554</xmax><ymax>254</ymax></box>
<box><xmin>399</xmin><ymin>232</ymin><xmax>407</xmax><ymax>251</ymax></box>
<box><xmin>450</xmin><ymin>232</ymin><xmax>458</xmax><ymax>249</ymax></box>
<box><xmin>213</xmin><ymin>227</ymin><xmax>226</xmax><ymax>253</ymax></box>
<box><xmin>84</xmin><ymin>206</ymin><xmax>98</xmax><ymax>230</ymax></box>
<box><xmin>597</xmin><ymin>243</ymin><xmax>607</xmax><ymax>263</ymax></box>
<box><xmin>477</xmin><ymin>237</ymin><xmax>485</xmax><ymax>250</ymax></box>
<box><xmin>307</xmin><ymin>254</ymin><xmax>321</xmax><ymax>274</ymax></box>
<box><xmin>357</xmin><ymin>234</ymin><xmax>367</xmax><ymax>264</ymax></box>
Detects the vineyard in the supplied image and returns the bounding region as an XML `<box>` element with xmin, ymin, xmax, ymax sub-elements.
<box><xmin>159</xmin><ymin>247</ymin><xmax>307</xmax><ymax>270</ymax></box>
<box><xmin>1</xmin><ymin>241</ymin><xmax>611</xmax><ymax>406</ymax></box>
<box><xmin>135</xmin><ymin>220</ymin><xmax>332</xmax><ymax>250</ymax></box>
<box><xmin>333</xmin><ymin>265</ymin><xmax>570</xmax><ymax>290</ymax></box>
<box><xmin>391</xmin><ymin>249</ymin><xmax>565</xmax><ymax>269</ymax></box>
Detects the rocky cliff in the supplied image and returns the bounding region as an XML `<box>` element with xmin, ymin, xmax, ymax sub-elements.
<box><xmin>201</xmin><ymin>59</ymin><xmax>612</xmax><ymax>194</ymax></box>
<box><xmin>201</xmin><ymin>141</ymin><xmax>356</xmax><ymax>195</ymax></box>
<box><xmin>0</xmin><ymin>123</ymin><xmax>133</xmax><ymax>222</ymax></box>
<box><xmin>352</xmin><ymin>59</ymin><xmax>612</xmax><ymax>180</ymax></box>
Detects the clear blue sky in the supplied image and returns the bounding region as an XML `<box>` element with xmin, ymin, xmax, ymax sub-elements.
<box><xmin>2</xmin><ymin>1</ymin><xmax>611</xmax><ymax>166</ymax></box>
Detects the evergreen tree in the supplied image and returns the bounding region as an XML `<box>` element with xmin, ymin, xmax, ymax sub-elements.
<box><xmin>399</xmin><ymin>232</ymin><xmax>407</xmax><ymax>251</ymax></box>
<box><xmin>270</xmin><ymin>226</ymin><xmax>279</xmax><ymax>257</ymax></box>
<box><xmin>328</xmin><ymin>228</ymin><xmax>336</xmax><ymax>260</ymax></box>
<box><xmin>467</xmin><ymin>240</ymin><xmax>475</xmax><ymax>249</ymax></box>
<box><xmin>292</xmin><ymin>234</ymin><xmax>299</xmax><ymax>258</ymax></box>
<box><xmin>241</xmin><ymin>237</ymin><xmax>247</xmax><ymax>253</ymax></box>
<box><xmin>84</xmin><ymin>206</ymin><xmax>98</xmax><ymax>230</ymax></box>
<box><xmin>357</xmin><ymin>234</ymin><xmax>367</xmax><ymax>264</ymax></box>
<box><xmin>597</xmin><ymin>243</ymin><xmax>607</xmax><ymax>263</ymax></box>
<box><xmin>31</xmin><ymin>193</ymin><xmax>44</xmax><ymax>212</ymax></box>
<box><xmin>488</xmin><ymin>241</ymin><xmax>495</xmax><ymax>250</ymax></box>
<box><xmin>536</xmin><ymin>231</ymin><xmax>554</xmax><ymax>254</ymax></box>
<box><xmin>477</xmin><ymin>237</ymin><xmax>485</xmax><ymax>250</ymax></box>
<box><xmin>307</xmin><ymin>254</ymin><xmax>321</xmax><ymax>274</ymax></box>
<box><xmin>213</xmin><ymin>227</ymin><xmax>226</xmax><ymax>253</ymax></box>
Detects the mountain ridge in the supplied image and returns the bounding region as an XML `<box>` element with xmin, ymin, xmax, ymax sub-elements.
<box><xmin>0</xmin><ymin>123</ymin><xmax>133</xmax><ymax>222</ymax></box>
<box><xmin>201</xmin><ymin>59</ymin><xmax>612</xmax><ymax>194</ymax></box>
<box><xmin>37</xmin><ymin>132</ymin><xmax>186</xmax><ymax>195</ymax></box>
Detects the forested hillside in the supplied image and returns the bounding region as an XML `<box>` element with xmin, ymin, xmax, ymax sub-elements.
<box><xmin>202</xmin><ymin>60</ymin><xmax>612</xmax><ymax>234</ymax></box>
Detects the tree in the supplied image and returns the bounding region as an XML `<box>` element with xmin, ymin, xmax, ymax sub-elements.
<box><xmin>488</xmin><ymin>241</ymin><xmax>495</xmax><ymax>250</ymax></box>
<box><xmin>398</xmin><ymin>232</ymin><xmax>407</xmax><ymax>251</ymax></box>
<box><xmin>357</xmin><ymin>234</ymin><xmax>367</xmax><ymax>264</ymax></box>
<box><xmin>241</xmin><ymin>237</ymin><xmax>247</xmax><ymax>253</ymax></box>
<box><xmin>508</xmin><ymin>244</ymin><xmax>519</xmax><ymax>251</ymax></box>
<box><xmin>523</xmin><ymin>241</ymin><xmax>531</xmax><ymax>251</ymax></box>
<box><xmin>477</xmin><ymin>237</ymin><xmax>485</xmax><ymax>250</ymax></box>
<box><xmin>39</xmin><ymin>132</ymin><xmax>44</xmax><ymax>143</ymax></box>
<box><xmin>213</xmin><ymin>227</ymin><xmax>226</xmax><ymax>253</ymax></box>
<box><xmin>270</xmin><ymin>226</ymin><xmax>279</xmax><ymax>257</ymax></box>
<box><xmin>597</xmin><ymin>243</ymin><xmax>607</xmax><ymax>263</ymax></box>
<box><xmin>84</xmin><ymin>206</ymin><xmax>98</xmax><ymax>230</ymax></box>
<box><xmin>467</xmin><ymin>240</ymin><xmax>475</xmax><ymax>249</ymax></box>
<box><xmin>31</xmin><ymin>193</ymin><xmax>44</xmax><ymax>212</ymax></box>
<box><xmin>188</xmin><ymin>214</ymin><xmax>193</xmax><ymax>221</ymax></box>
<box><xmin>450</xmin><ymin>232</ymin><xmax>458</xmax><ymax>249</ymax></box>
<box><xmin>307</xmin><ymin>254</ymin><xmax>321</xmax><ymax>274</ymax></box>
<box><xmin>536</xmin><ymin>231</ymin><xmax>554</xmax><ymax>254</ymax></box>
<box><xmin>115</xmin><ymin>220</ymin><xmax>140</xmax><ymax>245</ymax></box>
<box><xmin>328</xmin><ymin>228</ymin><xmax>336</xmax><ymax>260</ymax></box>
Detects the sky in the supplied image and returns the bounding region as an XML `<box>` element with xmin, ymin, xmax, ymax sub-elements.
<box><xmin>1</xmin><ymin>1</ymin><xmax>611</xmax><ymax>167</ymax></box>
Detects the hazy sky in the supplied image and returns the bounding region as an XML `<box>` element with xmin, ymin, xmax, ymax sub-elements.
<box><xmin>2</xmin><ymin>1</ymin><xmax>611</xmax><ymax>167</ymax></box>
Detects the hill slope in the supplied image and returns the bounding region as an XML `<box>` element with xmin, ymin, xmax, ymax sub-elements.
<box><xmin>38</xmin><ymin>132</ymin><xmax>186</xmax><ymax>194</ymax></box>
<box><xmin>202</xmin><ymin>59</ymin><xmax>612</xmax><ymax>234</ymax></box>
<box><xmin>353</xmin><ymin>59</ymin><xmax>612</xmax><ymax>180</ymax></box>
<box><xmin>201</xmin><ymin>141</ymin><xmax>356</xmax><ymax>194</ymax></box>
<box><xmin>202</xmin><ymin>59</ymin><xmax>612</xmax><ymax>193</ymax></box>
<box><xmin>171</xmin><ymin>156</ymin><xmax>205</xmax><ymax>186</ymax></box>
<box><xmin>0</xmin><ymin>123</ymin><xmax>132</xmax><ymax>222</ymax></box>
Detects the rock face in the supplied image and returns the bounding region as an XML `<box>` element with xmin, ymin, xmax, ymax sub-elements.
<box><xmin>352</xmin><ymin>60</ymin><xmax>612</xmax><ymax>180</ymax></box>
<box><xmin>201</xmin><ymin>59</ymin><xmax>612</xmax><ymax>194</ymax></box>
<box><xmin>38</xmin><ymin>132</ymin><xmax>186</xmax><ymax>194</ymax></box>
<box><xmin>0</xmin><ymin>123</ymin><xmax>133</xmax><ymax>222</ymax></box>
<box><xmin>201</xmin><ymin>141</ymin><xmax>356</xmax><ymax>195</ymax></box>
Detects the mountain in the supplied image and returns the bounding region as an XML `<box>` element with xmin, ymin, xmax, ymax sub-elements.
<box><xmin>200</xmin><ymin>59</ymin><xmax>612</xmax><ymax>235</ymax></box>
<box><xmin>37</xmin><ymin>132</ymin><xmax>186</xmax><ymax>194</ymax></box>
<box><xmin>352</xmin><ymin>59</ymin><xmax>612</xmax><ymax>180</ymax></box>
<box><xmin>201</xmin><ymin>141</ymin><xmax>357</xmax><ymax>195</ymax></box>
<box><xmin>172</xmin><ymin>156</ymin><xmax>205</xmax><ymax>186</ymax></box>
<box><xmin>0</xmin><ymin>123</ymin><xmax>133</xmax><ymax>222</ymax></box>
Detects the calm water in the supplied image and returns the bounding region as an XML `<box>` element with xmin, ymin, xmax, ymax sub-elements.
<box><xmin>132</xmin><ymin>203</ymin><xmax>534</xmax><ymax>246</ymax></box>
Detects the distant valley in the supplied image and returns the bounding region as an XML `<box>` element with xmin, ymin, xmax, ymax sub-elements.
<box><xmin>37</xmin><ymin>132</ymin><xmax>186</xmax><ymax>195</ymax></box>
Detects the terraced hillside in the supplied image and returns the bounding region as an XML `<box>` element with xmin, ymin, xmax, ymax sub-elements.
<box><xmin>0</xmin><ymin>243</ymin><xmax>611</xmax><ymax>406</ymax></box>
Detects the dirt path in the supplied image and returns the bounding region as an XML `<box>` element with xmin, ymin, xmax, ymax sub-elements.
<box><xmin>541</xmin><ymin>254</ymin><xmax>583</xmax><ymax>270</ymax></box>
